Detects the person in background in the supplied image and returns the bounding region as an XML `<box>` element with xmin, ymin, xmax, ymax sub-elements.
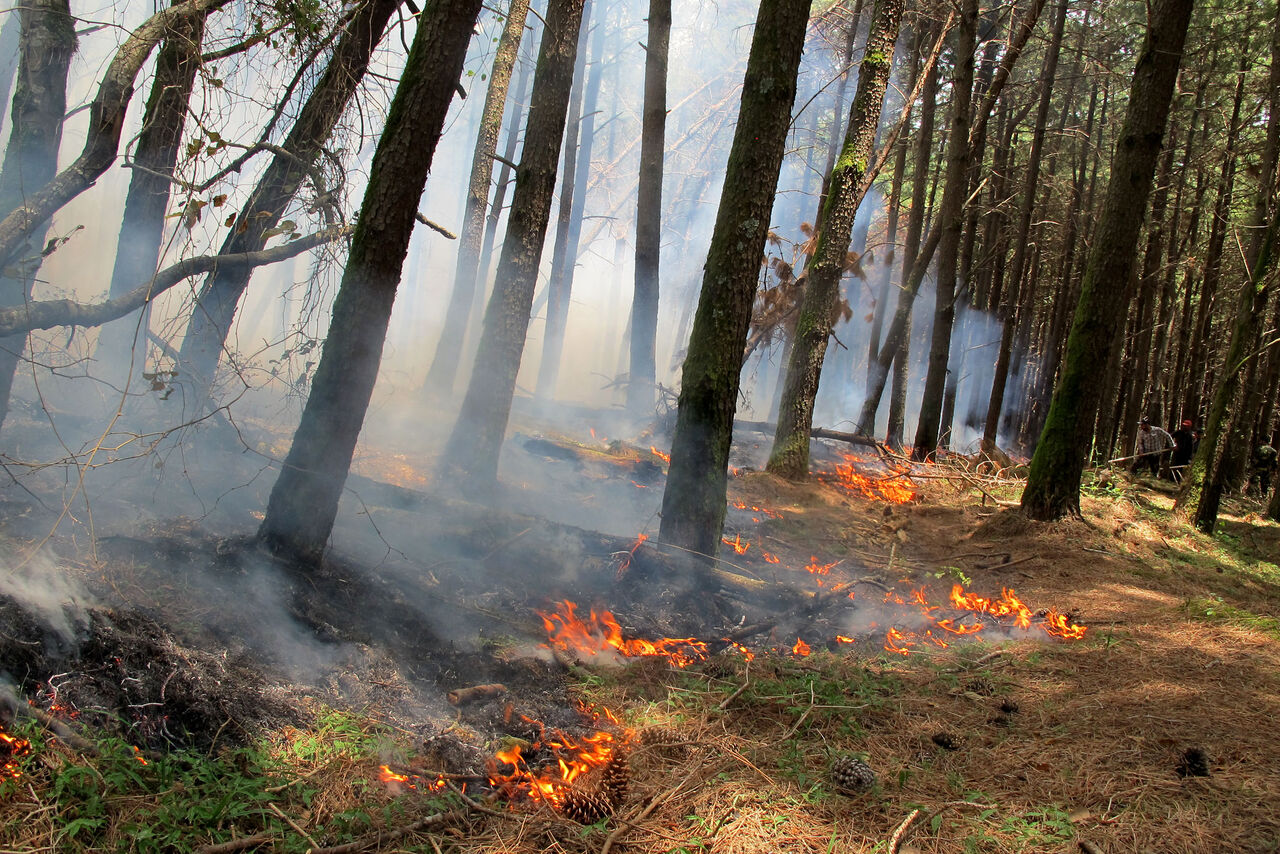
<box><xmin>1134</xmin><ymin>416</ymin><xmax>1174</xmax><ymax>478</ymax></box>
<box><xmin>1170</xmin><ymin>419</ymin><xmax>1195</xmax><ymax>482</ymax></box>
<box><xmin>1251</xmin><ymin>443</ymin><xmax>1277</xmax><ymax>497</ymax></box>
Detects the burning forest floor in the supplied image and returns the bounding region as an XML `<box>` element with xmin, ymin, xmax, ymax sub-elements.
<box><xmin>1</xmin><ymin>412</ymin><xmax>1279</xmax><ymax>853</ymax></box>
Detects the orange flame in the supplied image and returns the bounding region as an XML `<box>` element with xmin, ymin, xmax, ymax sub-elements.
<box><xmin>489</xmin><ymin>726</ymin><xmax>623</xmax><ymax>808</ymax></box>
<box><xmin>818</xmin><ymin>453</ymin><xmax>916</xmax><ymax>503</ymax></box>
<box><xmin>804</xmin><ymin>556</ymin><xmax>836</xmax><ymax>577</ymax></box>
<box><xmin>879</xmin><ymin>584</ymin><xmax>1087</xmax><ymax>656</ymax></box>
<box><xmin>730</xmin><ymin>500</ymin><xmax>783</xmax><ymax>520</ymax></box>
<box><xmin>721</xmin><ymin>534</ymin><xmax>750</xmax><ymax>555</ymax></box>
<box><xmin>761</xmin><ymin>550</ymin><xmax>781</xmax><ymax>564</ymax></box>
<box><xmin>539</xmin><ymin>601</ymin><xmax>708</xmax><ymax>668</ymax></box>
<box><xmin>380</xmin><ymin>764</ymin><xmax>411</xmax><ymax>784</ymax></box>
<box><xmin>792</xmin><ymin>638</ymin><xmax>811</xmax><ymax>656</ymax></box>
<box><xmin>650</xmin><ymin>446</ymin><xmax>671</xmax><ymax>464</ymax></box>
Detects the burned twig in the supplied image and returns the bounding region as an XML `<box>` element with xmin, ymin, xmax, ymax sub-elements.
<box><xmin>194</xmin><ymin>833</ymin><xmax>275</xmax><ymax>854</ymax></box>
<box><xmin>308</xmin><ymin>807</ymin><xmax>470</xmax><ymax>854</ymax></box>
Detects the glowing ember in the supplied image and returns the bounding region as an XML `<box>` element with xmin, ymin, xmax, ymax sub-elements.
<box><xmin>792</xmin><ymin>638</ymin><xmax>811</xmax><ymax>656</ymax></box>
<box><xmin>539</xmin><ymin>601</ymin><xmax>708</xmax><ymax>668</ymax></box>
<box><xmin>761</xmin><ymin>550</ymin><xmax>781</xmax><ymax>564</ymax></box>
<box><xmin>650</xmin><ymin>446</ymin><xmax>671</xmax><ymax>464</ymax></box>
<box><xmin>721</xmin><ymin>534</ymin><xmax>750</xmax><ymax>555</ymax></box>
<box><xmin>724</xmin><ymin>641</ymin><xmax>755</xmax><ymax>661</ymax></box>
<box><xmin>376</xmin><ymin>764</ymin><xmax>446</xmax><ymax>791</ymax></box>
<box><xmin>817</xmin><ymin>453</ymin><xmax>916</xmax><ymax>503</ymax></box>
<box><xmin>615</xmin><ymin>534</ymin><xmax>648</xmax><ymax>580</ymax></box>
<box><xmin>0</xmin><ymin>726</ymin><xmax>31</xmax><ymax>779</ymax></box>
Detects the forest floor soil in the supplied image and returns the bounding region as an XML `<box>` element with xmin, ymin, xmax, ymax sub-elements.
<box><xmin>0</xmin><ymin>420</ymin><xmax>1277</xmax><ymax>853</ymax></box>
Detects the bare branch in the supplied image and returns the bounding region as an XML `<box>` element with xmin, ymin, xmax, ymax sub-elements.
<box><xmin>0</xmin><ymin>226</ymin><xmax>351</xmax><ymax>336</ymax></box>
<box><xmin>0</xmin><ymin>0</ymin><xmax>235</xmax><ymax>268</ymax></box>
<box><xmin>415</xmin><ymin>212</ymin><xmax>457</xmax><ymax>239</ymax></box>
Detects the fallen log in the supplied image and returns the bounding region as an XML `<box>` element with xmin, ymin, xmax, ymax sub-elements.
<box><xmin>734</xmin><ymin>420</ymin><xmax>881</xmax><ymax>450</ymax></box>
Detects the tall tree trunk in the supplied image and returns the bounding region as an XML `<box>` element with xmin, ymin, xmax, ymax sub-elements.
<box><xmin>178</xmin><ymin>0</ymin><xmax>400</xmax><ymax>394</ymax></box>
<box><xmin>0</xmin><ymin>0</ymin><xmax>75</xmax><ymax>429</ymax></box>
<box><xmin>980</xmin><ymin>0</ymin><xmax>1067</xmax><ymax>454</ymax></box>
<box><xmin>858</xmin><ymin>33</ymin><xmax>939</xmax><ymax>437</ymax></box>
<box><xmin>767</xmin><ymin>0</ymin><xmax>904</xmax><ymax>478</ymax></box>
<box><xmin>257</xmin><ymin>0</ymin><xmax>483</xmax><ymax>562</ymax></box>
<box><xmin>657</xmin><ymin>0</ymin><xmax>813</xmax><ymax>559</ymax></box>
<box><xmin>625</xmin><ymin>0</ymin><xmax>672</xmax><ymax>416</ymax></box>
<box><xmin>1182</xmin><ymin>63</ymin><xmax>1245</xmax><ymax>427</ymax></box>
<box><xmin>95</xmin><ymin>1</ymin><xmax>206</xmax><ymax>374</ymax></box>
<box><xmin>474</xmin><ymin>35</ymin><xmax>538</xmax><ymax>344</ymax></box>
<box><xmin>1020</xmin><ymin>0</ymin><xmax>1194</xmax><ymax>520</ymax></box>
<box><xmin>537</xmin><ymin>0</ymin><xmax>601</xmax><ymax>400</ymax></box>
<box><xmin>438</xmin><ymin>0</ymin><xmax>588</xmax><ymax>496</ymax></box>
<box><xmin>1117</xmin><ymin>120</ymin><xmax>1177</xmax><ymax>456</ymax></box>
<box><xmin>422</xmin><ymin>0</ymin><xmax>532</xmax><ymax>397</ymax></box>
<box><xmin>1180</xmin><ymin>14</ymin><xmax>1280</xmax><ymax>532</ymax></box>
<box><xmin>0</xmin><ymin>11</ymin><xmax>23</xmax><ymax>142</ymax></box>
<box><xmin>864</xmin><ymin>26</ymin><xmax>919</xmax><ymax>403</ymax></box>
<box><xmin>910</xmin><ymin>0</ymin><xmax>978</xmax><ymax>460</ymax></box>
<box><xmin>1178</xmin><ymin>214</ymin><xmax>1279</xmax><ymax>531</ymax></box>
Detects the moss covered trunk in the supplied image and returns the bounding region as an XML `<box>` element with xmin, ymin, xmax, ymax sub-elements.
<box><xmin>766</xmin><ymin>0</ymin><xmax>904</xmax><ymax>478</ymax></box>
<box><xmin>1020</xmin><ymin>0</ymin><xmax>1194</xmax><ymax>520</ymax></box>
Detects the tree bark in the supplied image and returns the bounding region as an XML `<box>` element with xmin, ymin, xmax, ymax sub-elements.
<box><xmin>625</xmin><ymin>0</ymin><xmax>672</xmax><ymax>416</ymax></box>
<box><xmin>766</xmin><ymin>0</ymin><xmax>904</xmax><ymax>478</ymax></box>
<box><xmin>536</xmin><ymin>0</ymin><xmax>599</xmax><ymax>400</ymax></box>
<box><xmin>422</xmin><ymin>0</ymin><xmax>532</xmax><ymax>397</ymax></box>
<box><xmin>179</xmin><ymin>0</ymin><xmax>401</xmax><ymax>393</ymax></box>
<box><xmin>438</xmin><ymin>0</ymin><xmax>588</xmax><ymax>496</ymax></box>
<box><xmin>858</xmin><ymin>31</ymin><xmax>939</xmax><ymax>437</ymax></box>
<box><xmin>657</xmin><ymin>0</ymin><xmax>813</xmax><ymax>559</ymax></box>
<box><xmin>95</xmin><ymin>1</ymin><xmax>207</xmax><ymax>372</ymax></box>
<box><xmin>980</xmin><ymin>0</ymin><xmax>1067</xmax><ymax>454</ymax></box>
<box><xmin>910</xmin><ymin>0</ymin><xmax>978</xmax><ymax>460</ymax></box>
<box><xmin>257</xmin><ymin>0</ymin><xmax>483</xmax><ymax>562</ymax></box>
<box><xmin>1020</xmin><ymin>0</ymin><xmax>1195</xmax><ymax>520</ymax></box>
<box><xmin>0</xmin><ymin>0</ymin><xmax>76</xmax><ymax>428</ymax></box>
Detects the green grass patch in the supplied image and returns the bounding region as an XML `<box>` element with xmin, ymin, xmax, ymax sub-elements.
<box><xmin>1183</xmin><ymin>596</ymin><xmax>1280</xmax><ymax>639</ymax></box>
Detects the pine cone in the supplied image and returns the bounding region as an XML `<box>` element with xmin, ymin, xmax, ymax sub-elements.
<box><xmin>830</xmin><ymin>755</ymin><xmax>876</xmax><ymax>793</ymax></box>
<box><xmin>639</xmin><ymin>726</ymin><xmax>680</xmax><ymax>746</ymax></box>
<box><xmin>931</xmin><ymin>731</ymin><xmax>963</xmax><ymax>751</ymax></box>
<box><xmin>964</xmin><ymin>677</ymin><xmax>996</xmax><ymax>696</ymax></box>
<box><xmin>560</xmin><ymin>788</ymin><xmax>613</xmax><ymax>824</ymax></box>
<box><xmin>600</xmin><ymin>751</ymin><xmax>629</xmax><ymax>806</ymax></box>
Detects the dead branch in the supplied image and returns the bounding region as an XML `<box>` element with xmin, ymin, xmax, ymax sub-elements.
<box><xmin>0</xmin><ymin>226</ymin><xmax>350</xmax><ymax>336</ymax></box>
<box><xmin>0</xmin><ymin>0</ymin><xmax>235</xmax><ymax>267</ymax></box>
<box><xmin>194</xmin><ymin>833</ymin><xmax>274</xmax><ymax>854</ymax></box>
<box><xmin>717</xmin><ymin>663</ymin><xmax>750</xmax><ymax>711</ymax></box>
<box><xmin>887</xmin><ymin>809</ymin><xmax>922</xmax><ymax>854</ymax></box>
<box><xmin>307</xmin><ymin>808</ymin><xmax>469</xmax><ymax>854</ymax></box>
<box><xmin>415</xmin><ymin>212</ymin><xmax>457</xmax><ymax>239</ymax></box>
